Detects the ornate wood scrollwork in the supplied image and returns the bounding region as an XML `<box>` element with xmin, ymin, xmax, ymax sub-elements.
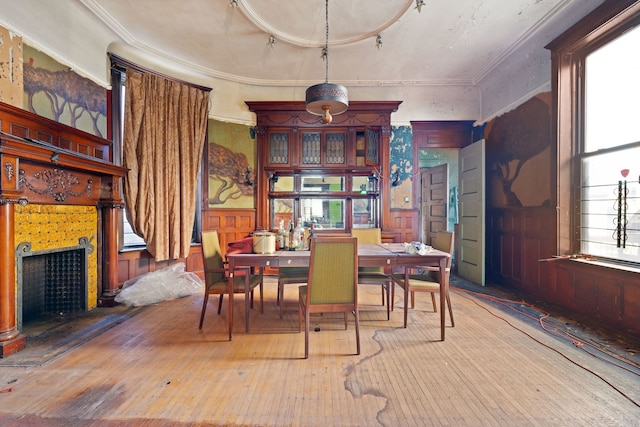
<box><xmin>19</xmin><ymin>168</ymin><xmax>93</xmax><ymax>202</ymax></box>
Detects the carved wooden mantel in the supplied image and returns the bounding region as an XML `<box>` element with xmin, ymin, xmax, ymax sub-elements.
<box><xmin>0</xmin><ymin>102</ymin><xmax>127</xmax><ymax>357</ymax></box>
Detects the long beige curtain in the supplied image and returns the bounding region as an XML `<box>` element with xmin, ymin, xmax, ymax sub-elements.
<box><xmin>123</xmin><ymin>69</ymin><xmax>210</xmax><ymax>261</ymax></box>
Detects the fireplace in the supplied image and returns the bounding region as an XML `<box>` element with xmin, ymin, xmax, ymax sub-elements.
<box><xmin>16</xmin><ymin>239</ymin><xmax>91</xmax><ymax>331</ymax></box>
<box><xmin>0</xmin><ymin>102</ymin><xmax>127</xmax><ymax>357</ymax></box>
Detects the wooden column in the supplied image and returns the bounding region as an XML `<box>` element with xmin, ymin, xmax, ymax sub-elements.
<box><xmin>0</xmin><ymin>200</ymin><xmax>26</xmax><ymax>357</ymax></box>
<box><xmin>98</xmin><ymin>202</ymin><xmax>122</xmax><ymax>306</ymax></box>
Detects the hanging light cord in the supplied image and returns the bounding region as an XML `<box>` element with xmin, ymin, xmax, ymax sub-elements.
<box><xmin>323</xmin><ymin>0</ymin><xmax>329</xmax><ymax>83</ymax></box>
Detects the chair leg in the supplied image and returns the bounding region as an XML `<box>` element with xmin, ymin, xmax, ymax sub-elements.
<box><xmin>354</xmin><ymin>308</ymin><xmax>360</xmax><ymax>356</ymax></box>
<box><xmin>217</xmin><ymin>294</ymin><xmax>224</xmax><ymax>314</ymax></box>
<box><xmin>380</xmin><ymin>285</ymin><xmax>385</xmax><ymax>306</ymax></box>
<box><xmin>343</xmin><ymin>312</ymin><xmax>348</xmax><ymax>329</ymax></box>
<box><xmin>403</xmin><ymin>284</ymin><xmax>409</xmax><ymax>328</ymax></box>
<box><xmin>446</xmin><ymin>292</ymin><xmax>455</xmax><ymax>327</ymax></box>
<box><xmin>259</xmin><ymin>281</ymin><xmax>264</xmax><ymax>314</ymax></box>
<box><xmin>298</xmin><ymin>299</ymin><xmax>303</xmax><ymax>333</ymax></box>
<box><xmin>304</xmin><ymin>310</ymin><xmax>310</xmax><ymax>359</ymax></box>
<box><xmin>411</xmin><ymin>291</ymin><xmax>415</xmax><ymax>309</ymax></box>
<box><xmin>430</xmin><ymin>292</ymin><xmax>437</xmax><ymax>312</ymax></box>
<box><xmin>199</xmin><ymin>291</ymin><xmax>210</xmax><ymax>329</ymax></box>
<box><xmin>385</xmin><ymin>282</ymin><xmax>391</xmax><ymax>320</ymax></box>
<box><xmin>279</xmin><ymin>282</ymin><xmax>285</xmax><ymax>319</ymax></box>
<box><xmin>277</xmin><ymin>281</ymin><xmax>282</xmax><ymax>305</ymax></box>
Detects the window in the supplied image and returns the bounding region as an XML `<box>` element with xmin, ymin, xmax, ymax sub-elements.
<box><xmin>268</xmin><ymin>172</ymin><xmax>379</xmax><ymax>231</ymax></box>
<box><xmin>581</xmin><ymin>23</ymin><xmax>640</xmax><ymax>263</ymax></box>
<box><xmin>549</xmin><ymin>2</ymin><xmax>640</xmax><ymax>266</ymax></box>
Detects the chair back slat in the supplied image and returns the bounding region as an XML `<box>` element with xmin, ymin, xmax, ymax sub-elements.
<box><xmin>308</xmin><ymin>237</ymin><xmax>358</xmax><ymax>305</ymax></box>
<box><xmin>351</xmin><ymin>228</ymin><xmax>383</xmax><ymax>273</ymax></box>
<box><xmin>201</xmin><ymin>230</ymin><xmax>225</xmax><ymax>284</ymax></box>
<box><xmin>350</xmin><ymin>228</ymin><xmax>381</xmax><ymax>244</ymax></box>
<box><xmin>432</xmin><ymin>231</ymin><xmax>454</xmax><ymax>268</ymax></box>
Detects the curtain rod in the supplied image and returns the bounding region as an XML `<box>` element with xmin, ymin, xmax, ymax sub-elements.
<box><xmin>109</xmin><ymin>53</ymin><xmax>212</xmax><ymax>92</ymax></box>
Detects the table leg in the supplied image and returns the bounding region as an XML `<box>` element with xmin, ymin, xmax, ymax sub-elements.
<box><xmin>228</xmin><ymin>261</ymin><xmax>234</xmax><ymax>341</ymax></box>
<box><xmin>403</xmin><ymin>268</ymin><xmax>409</xmax><ymax>328</ymax></box>
<box><xmin>245</xmin><ymin>273</ymin><xmax>250</xmax><ymax>333</ymax></box>
<box><xmin>439</xmin><ymin>257</ymin><xmax>446</xmax><ymax>341</ymax></box>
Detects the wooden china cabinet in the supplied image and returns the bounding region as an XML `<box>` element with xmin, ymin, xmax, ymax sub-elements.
<box><xmin>246</xmin><ymin>101</ymin><xmax>401</xmax><ymax>235</ymax></box>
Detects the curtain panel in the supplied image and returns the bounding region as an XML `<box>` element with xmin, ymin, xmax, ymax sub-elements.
<box><xmin>123</xmin><ymin>69</ymin><xmax>210</xmax><ymax>261</ymax></box>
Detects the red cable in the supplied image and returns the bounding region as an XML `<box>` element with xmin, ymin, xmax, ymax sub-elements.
<box><xmin>451</xmin><ymin>285</ymin><xmax>640</xmax><ymax>408</ymax></box>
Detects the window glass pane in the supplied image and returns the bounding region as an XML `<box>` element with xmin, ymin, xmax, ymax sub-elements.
<box><xmin>301</xmin><ymin>176</ymin><xmax>344</xmax><ymax>192</ymax></box>
<box><xmin>271</xmin><ymin>199</ymin><xmax>294</xmax><ymax>230</ymax></box>
<box><xmin>585</xmin><ymin>25</ymin><xmax>640</xmax><ymax>152</ymax></box>
<box><xmin>300</xmin><ymin>198</ymin><xmax>345</xmax><ymax>229</ymax></box>
<box><xmin>272</xmin><ymin>176</ymin><xmax>294</xmax><ymax>192</ymax></box>
<box><xmin>352</xmin><ymin>176</ymin><xmax>369</xmax><ymax>193</ymax></box>
<box><xmin>352</xmin><ymin>198</ymin><xmax>377</xmax><ymax>228</ymax></box>
<box><xmin>581</xmin><ymin>146</ymin><xmax>640</xmax><ymax>262</ymax></box>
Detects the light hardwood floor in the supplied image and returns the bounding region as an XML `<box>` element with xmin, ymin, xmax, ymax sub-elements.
<box><xmin>1</xmin><ymin>276</ymin><xmax>639</xmax><ymax>426</ymax></box>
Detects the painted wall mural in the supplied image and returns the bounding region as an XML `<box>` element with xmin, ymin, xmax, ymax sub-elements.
<box><xmin>389</xmin><ymin>125</ymin><xmax>413</xmax><ymax>209</ymax></box>
<box><xmin>485</xmin><ymin>93</ymin><xmax>552</xmax><ymax>208</ymax></box>
<box><xmin>0</xmin><ymin>27</ymin><xmax>24</xmax><ymax>108</ymax></box>
<box><xmin>23</xmin><ymin>45</ymin><xmax>107</xmax><ymax>138</ymax></box>
<box><xmin>207</xmin><ymin>120</ymin><xmax>255</xmax><ymax>208</ymax></box>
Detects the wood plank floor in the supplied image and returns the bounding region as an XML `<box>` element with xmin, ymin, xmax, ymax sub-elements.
<box><xmin>1</xmin><ymin>276</ymin><xmax>639</xmax><ymax>426</ymax></box>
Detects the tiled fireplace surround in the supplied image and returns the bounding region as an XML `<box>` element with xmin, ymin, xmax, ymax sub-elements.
<box><xmin>0</xmin><ymin>103</ymin><xmax>126</xmax><ymax>357</ymax></box>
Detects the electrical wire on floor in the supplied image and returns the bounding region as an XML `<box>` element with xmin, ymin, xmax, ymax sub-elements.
<box><xmin>450</xmin><ymin>284</ymin><xmax>640</xmax><ymax>409</ymax></box>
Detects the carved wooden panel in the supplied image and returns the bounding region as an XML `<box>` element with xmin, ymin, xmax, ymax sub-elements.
<box><xmin>203</xmin><ymin>208</ymin><xmax>256</xmax><ymax>256</ymax></box>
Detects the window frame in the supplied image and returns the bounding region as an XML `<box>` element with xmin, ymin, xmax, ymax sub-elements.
<box><xmin>547</xmin><ymin>0</ymin><xmax>640</xmax><ymax>264</ymax></box>
<box><xmin>267</xmin><ymin>171</ymin><xmax>380</xmax><ymax>232</ymax></box>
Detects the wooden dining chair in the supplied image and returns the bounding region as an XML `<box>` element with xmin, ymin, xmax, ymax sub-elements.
<box><xmin>298</xmin><ymin>237</ymin><xmax>360</xmax><ymax>359</ymax></box>
<box><xmin>351</xmin><ymin>228</ymin><xmax>392</xmax><ymax>320</ymax></box>
<box><xmin>391</xmin><ymin>231</ymin><xmax>455</xmax><ymax>328</ymax></box>
<box><xmin>198</xmin><ymin>230</ymin><xmax>264</xmax><ymax>332</ymax></box>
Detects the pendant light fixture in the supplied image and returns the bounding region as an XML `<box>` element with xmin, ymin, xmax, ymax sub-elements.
<box><xmin>305</xmin><ymin>0</ymin><xmax>348</xmax><ymax>124</ymax></box>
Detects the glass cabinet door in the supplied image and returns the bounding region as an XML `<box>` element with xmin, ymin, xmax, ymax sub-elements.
<box><xmin>268</xmin><ymin>132</ymin><xmax>290</xmax><ymax>165</ymax></box>
<box><xmin>301</xmin><ymin>131</ymin><xmax>346</xmax><ymax>166</ymax></box>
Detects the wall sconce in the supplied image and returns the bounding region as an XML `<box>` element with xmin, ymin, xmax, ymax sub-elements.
<box><xmin>415</xmin><ymin>0</ymin><xmax>426</xmax><ymax>13</ymax></box>
<box><xmin>391</xmin><ymin>170</ymin><xmax>401</xmax><ymax>186</ymax></box>
<box><xmin>50</xmin><ymin>152</ymin><xmax>60</xmax><ymax>163</ymax></box>
<box><xmin>245</xmin><ymin>167</ymin><xmax>254</xmax><ymax>186</ymax></box>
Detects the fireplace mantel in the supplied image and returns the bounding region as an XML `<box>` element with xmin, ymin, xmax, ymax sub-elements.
<box><xmin>0</xmin><ymin>102</ymin><xmax>127</xmax><ymax>357</ymax></box>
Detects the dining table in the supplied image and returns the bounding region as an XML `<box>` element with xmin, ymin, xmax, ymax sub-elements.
<box><xmin>225</xmin><ymin>243</ymin><xmax>451</xmax><ymax>341</ymax></box>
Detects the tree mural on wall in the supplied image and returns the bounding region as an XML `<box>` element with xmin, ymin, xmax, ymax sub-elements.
<box><xmin>208</xmin><ymin>142</ymin><xmax>254</xmax><ymax>204</ymax></box>
<box><xmin>23</xmin><ymin>62</ymin><xmax>106</xmax><ymax>137</ymax></box>
<box><xmin>486</xmin><ymin>97</ymin><xmax>550</xmax><ymax>206</ymax></box>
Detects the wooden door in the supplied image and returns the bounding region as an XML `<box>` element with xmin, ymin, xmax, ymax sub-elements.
<box><xmin>420</xmin><ymin>164</ymin><xmax>448</xmax><ymax>245</ymax></box>
<box><xmin>458</xmin><ymin>139</ymin><xmax>485</xmax><ymax>285</ymax></box>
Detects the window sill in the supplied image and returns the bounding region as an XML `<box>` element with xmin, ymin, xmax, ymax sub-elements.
<box><xmin>570</xmin><ymin>258</ymin><xmax>640</xmax><ymax>274</ymax></box>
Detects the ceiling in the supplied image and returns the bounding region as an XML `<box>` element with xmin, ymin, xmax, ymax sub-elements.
<box><xmin>82</xmin><ymin>0</ymin><xmax>598</xmax><ymax>87</ymax></box>
<box><xmin>0</xmin><ymin>0</ymin><xmax>604</xmax><ymax>123</ymax></box>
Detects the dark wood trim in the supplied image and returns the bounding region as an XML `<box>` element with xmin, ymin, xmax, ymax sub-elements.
<box><xmin>546</xmin><ymin>0</ymin><xmax>640</xmax><ymax>256</ymax></box>
<box><xmin>410</xmin><ymin>120</ymin><xmax>475</xmax><ymax>149</ymax></box>
<box><xmin>109</xmin><ymin>54</ymin><xmax>212</xmax><ymax>92</ymax></box>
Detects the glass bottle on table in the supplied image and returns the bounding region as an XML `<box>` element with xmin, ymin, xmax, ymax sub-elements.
<box><xmin>307</xmin><ymin>223</ymin><xmax>315</xmax><ymax>250</ymax></box>
<box><xmin>288</xmin><ymin>220</ymin><xmax>297</xmax><ymax>251</ymax></box>
<box><xmin>294</xmin><ymin>218</ymin><xmax>305</xmax><ymax>251</ymax></box>
<box><xmin>277</xmin><ymin>219</ymin><xmax>286</xmax><ymax>250</ymax></box>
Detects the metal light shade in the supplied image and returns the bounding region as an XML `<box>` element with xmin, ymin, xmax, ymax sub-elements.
<box><xmin>305</xmin><ymin>83</ymin><xmax>349</xmax><ymax>117</ymax></box>
<box><xmin>305</xmin><ymin>0</ymin><xmax>348</xmax><ymax>124</ymax></box>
